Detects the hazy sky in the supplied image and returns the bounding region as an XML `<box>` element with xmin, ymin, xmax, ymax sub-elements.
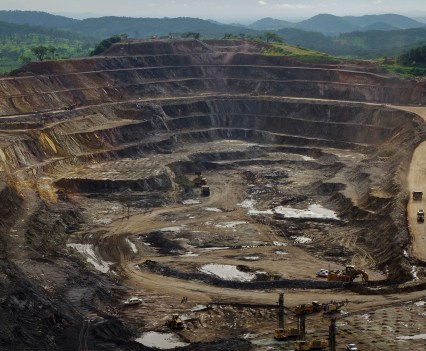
<box><xmin>0</xmin><ymin>0</ymin><xmax>425</xmax><ymax>22</ymax></box>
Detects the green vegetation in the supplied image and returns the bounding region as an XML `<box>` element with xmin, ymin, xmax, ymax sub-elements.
<box><xmin>379</xmin><ymin>45</ymin><xmax>426</xmax><ymax>77</ymax></box>
<box><xmin>262</xmin><ymin>42</ymin><xmax>336</xmax><ymax>62</ymax></box>
<box><xmin>0</xmin><ymin>21</ymin><xmax>95</xmax><ymax>73</ymax></box>
<box><xmin>90</xmin><ymin>34</ymin><xmax>127</xmax><ymax>56</ymax></box>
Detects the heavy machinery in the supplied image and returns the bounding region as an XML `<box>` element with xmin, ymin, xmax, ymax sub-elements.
<box><xmin>201</xmin><ymin>185</ymin><xmax>210</xmax><ymax>196</ymax></box>
<box><xmin>193</xmin><ymin>172</ymin><xmax>207</xmax><ymax>187</ymax></box>
<box><xmin>322</xmin><ymin>301</ymin><xmax>346</xmax><ymax>314</ymax></box>
<box><xmin>167</xmin><ymin>314</ymin><xmax>184</xmax><ymax>330</ymax></box>
<box><xmin>294</xmin><ymin>301</ymin><xmax>322</xmax><ymax>315</ymax></box>
<box><xmin>413</xmin><ymin>191</ymin><xmax>423</xmax><ymax>200</ymax></box>
<box><xmin>274</xmin><ymin>293</ymin><xmax>299</xmax><ymax>340</ymax></box>
<box><xmin>327</xmin><ymin>265</ymin><xmax>368</xmax><ymax>282</ymax></box>
<box><xmin>417</xmin><ymin>209</ymin><xmax>424</xmax><ymax>222</ymax></box>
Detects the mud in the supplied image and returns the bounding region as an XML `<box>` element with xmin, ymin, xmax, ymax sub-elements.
<box><xmin>0</xmin><ymin>39</ymin><xmax>425</xmax><ymax>350</ymax></box>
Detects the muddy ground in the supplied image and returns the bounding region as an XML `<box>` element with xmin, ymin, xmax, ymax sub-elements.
<box><xmin>0</xmin><ymin>40</ymin><xmax>425</xmax><ymax>350</ymax></box>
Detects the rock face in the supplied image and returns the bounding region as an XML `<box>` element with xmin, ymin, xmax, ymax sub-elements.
<box><xmin>0</xmin><ymin>39</ymin><xmax>425</xmax><ymax>350</ymax></box>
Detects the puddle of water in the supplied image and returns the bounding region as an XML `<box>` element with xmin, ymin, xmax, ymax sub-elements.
<box><xmin>126</xmin><ymin>238</ymin><xmax>138</xmax><ymax>253</ymax></box>
<box><xmin>182</xmin><ymin>199</ymin><xmax>201</xmax><ymax>205</ymax></box>
<box><xmin>396</xmin><ymin>334</ymin><xmax>426</xmax><ymax>340</ymax></box>
<box><xmin>135</xmin><ymin>331</ymin><xmax>189</xmax><ymax>349</ymax></box>
<box><xmin>215</xmin><ymin>221</ymin><xmax>247</xmax><ymax>228</ymax></box>
<box><xmin>274</xmin><ymin>204</ymin><xmax>339</xmax><ymax>220</ymax></box>
<box><xmin>204</xmin><ymin>207</ymin><xmax>223</xmax><ymax>212</ymax></box>
<box><xmin>411</xmin><ymin>266</ymin><xmax>419</xmax><ymax>280</ymax></box>
<box><xmin>199</xmin><ymin>263</ymin><xmax>255</xmax><ymax>281</ymax></box>
<box><xmin>67</xmin><ymin>243</ymin><xmax>112</xmax><ymax>273</ymax></box>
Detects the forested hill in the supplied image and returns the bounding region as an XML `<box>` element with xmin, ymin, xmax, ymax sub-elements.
<box><xmin>0</xmin><ymin>21</ymin><xmax>95</xmax><ymax>72</ymax></box>
<box><xmin>0</xmin><ymin>10</ymin><xmax>78</xmax><ymax>27</ymax></box>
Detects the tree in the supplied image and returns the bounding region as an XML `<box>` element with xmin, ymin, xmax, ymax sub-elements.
<box><xmin>30</xmin><ymin>45</ymin><xmax>50</xmax><ymax>61</ymax></box>
<box><xmin>264</xmin><ymin>31</ymin><xmax>283</xmax><ymax>43</ymax></box>
<box><xmin>19</xmin><ymin>53</ymin><xmax>32</xmax><ymax>65</ymax></box>
<box><xmin>90</xmin><ymin>34</ymin><xmax>126</xmax><ymax>56</ymax></box>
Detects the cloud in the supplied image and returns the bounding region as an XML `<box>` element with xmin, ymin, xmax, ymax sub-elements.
<box><xmin>258</xmin><ymin>1</ymin><xmax>267</xmax><ymax>5</ymax></box>
<box><xmin>373</xmin><ymin>0</ymin><xmax>382</xmax><ymax>3</ymax></box>
<box><xmin>274</xmin><ymin>3</ymin><xmax>309</xmax><ymax>9</ymax></box>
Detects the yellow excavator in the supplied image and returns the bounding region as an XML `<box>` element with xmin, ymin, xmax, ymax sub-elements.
<box><xmin>167</xmin><ymin>314</ymin><xmax>184</xmax><ymax>330</ymax></box>
<box><xmin>274</xmin><ymin>293</ymin><xmax>299</xmax><ymax>340</ymax></box>
<box><xmin>327</xmin><ymin>265</ymin><xmax>368</xmax><ymax>282</ymax></box>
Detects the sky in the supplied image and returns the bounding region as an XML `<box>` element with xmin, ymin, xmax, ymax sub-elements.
<box><xmin>0</xmin><ymin>0</ymin><xmax>425</xmax><ymax>22</ymax></box>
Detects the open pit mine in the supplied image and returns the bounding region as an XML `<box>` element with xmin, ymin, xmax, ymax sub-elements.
<box><xmin>0</xmin><ymin>39</ymin><xmax>425</xmax><ymax>351</ymax></box>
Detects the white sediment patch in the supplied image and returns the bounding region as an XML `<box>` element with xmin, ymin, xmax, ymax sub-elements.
<box><xmin>203</xmin><ymin>246</ymin><xmax>230</xmax><ymax>251</ymax></box>
<box><xmin>238</xmin><ymin>199</ymin><xmax>256</xmax><ymax>210</ymax></box>
<box><xmin>204</xmin><ymin>207</ymin><xmax>223</xmax><ymax>212</ymax></box>
<box><xmin>199</xmin><ymin>264</ymin><xmax>255</xmax><ymax>281</ymax></box>
<box><xmin>182</xmin><ymin>199</ymin><xmax>201</xmax><ymax>205</ymax></box>
<box><xmin>411</xmin><ymin>266</ymin><xmax>419</xmax><ymax>280</ymax></box>
<box><xmin>291</xmin><ymin>236</ymin><xmax>313</xmax><ymax>244</ymax></box>
<box><xmin>301</xmin><ymin>156</ymin><xmax>315</xmax><ymax>161</ymax></box>
<box><xmin>95</xmin><ymin>218</ymin><xmax>112</xmax><ymax>225</ymax></box>
<box><xmin>242</xmin><ymin>256</ymin><xmax>260</xmax><ymax>261</ymax></box>
<box><xmin>135</xmin><ymin>332</ymin><xmax>189</xmax><ymax>349</ymax></box>
<box><xmin>274</xmin><ymin>204</ymin><xmax>339</xmax><ymax>220</ymax></box>
<box><xmin>67</xmin><ymin>243</ymin><xmax>113</xmax><ymax>273</ymax></box>
<box><xmin>181</xmin><ymin>252</ymin><xmax>199</xmax><ymax>257</ymax></box>
<box><xmin>159</xmin><ymin>225</ymin><xmax>186</xmax><ymax>232</ymax></box>
<box><xmin>275</xmin><ymin>251</ymin><xmax>288</xmax><ymax>255</ymax></box>
<box><xmin>396</xmin><ymin>334</ymin><xmax>426</xmax><ymax>340</ymax></box>
<box><xmin>126</xmin><ymin>238</ymin><xmax>138</xmax><ymax>254</ymax></box>
<box><xmin>249</xmin><ymin>209</ymin><xmax>274</xmax><ymax>215</ymax></box>
<box><xmin>273</xmin><ymin>241</ymin><xmax>288</xmax><ymax>247</ymax></box>
<box><xmin>414</xmin><ymin>301</ymin><xmax>425</xmax><ymax>307</ymax></box>
<box><xmin>215</xmin><ymin>221</ymin><xmax>247</xmax><ymax>228</ymax></box>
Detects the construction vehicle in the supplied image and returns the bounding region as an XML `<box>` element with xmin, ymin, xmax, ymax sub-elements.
<box><xmin>193</xmin><ymin>172</ymin><xmax>207</xmax><ymax>187</ymax></box>
<box><xmin>327</xmin><ymin>265</ymin><xmax>368</xmax><ymax>282</ymax></box>
<box><xmin>167</xmin><ymin>314</ymin><xmax>184</xmax><ymax>330</ymax></box>
<box><xmin>413</xmin><ymin>191</ymin><xmax>423</xmax><ymax>200</ymax></box>
<box><xmin>274</xmin><ymin>293</ymin><xmax>299</xmax><ymax>340</ymax></box>
<box><xmin>417</xmin><ymin>209</ymin><xmax>424</xmax><ymax>222</ymax></box>
<box><xmin>294</xmin><ymin>339</ymin><xmax>328</xmax><ymax>351</ymax></box>
<box><xmin>322</xmin><ymin>301</ymin><xmax>346</xmax><ymax>314</ymax></box>
<box><xmin>123</xmin><ymin>297</ymin><xmax>143</xmax><ymax>306</ymax></box>
<box><xmin>294</xmin><ymin>301</ymin><xmax>322</xmax><ymax>315</ymax></box>
<box><xmin>201</xmin><ymin>185</ymin><xmax>210</xmax><ymax>196</ymax></box>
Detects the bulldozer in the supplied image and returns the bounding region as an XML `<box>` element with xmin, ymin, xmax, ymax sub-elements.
<box><xmin>294</xmin><ymin>301</ymin><xmax>322</xmax><ymax>315</ymax></box>
<box><xmin>294</xmin><ymin>339</ymin><xmax>328</xmax><ymax>351</ymax></box>
<box><xmin>167</xmin><ymin>314</ymin><xmax>184</xmax><ymax>330</ymax></box>
<box><xmin>327</xmin><ymin>265</ymin><xmax>368</xmax><ymax>282</ymax></box>
<box><xmin>193</xmin><ymin>172</ymin><xmax>207</xmax><ymax>188</ymax></box>
<box><xmin>322</xmin><ymin>300</ymin><xmax>346</xmax><ymax>314</ymax></box>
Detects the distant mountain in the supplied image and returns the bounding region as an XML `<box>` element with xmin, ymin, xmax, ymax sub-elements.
<box><xmin>295</xmin><ymin>14</ymin><xmax>358</xmax><ymax>36</ymax></box>
<box><xmin>66</xmin><ymin>17</ymin><xmax>258</xmax><ymax>39</ymax></box>
<box><xmin>0</xmin><ymin>10</ymin><xmax>78</xmax><ymax>28</ymax></box>
<box><xmin>277</xmin><ymin>27</ymin><xmax>426</xmax><ymax>58</ymax></box>
<box><xmin>361</xmin><ymin>22</ymin><xmax>398</xmax><ymax>31</ymax></box>
<box><xmin>248</xmin><ymin>17</ymin><xmax>294</xmax><ymax>30</ymax></box>
<box><xmin>343</xmin><ymin>14</ymin><xmax>425</xmax><ymax>30</ymax></box>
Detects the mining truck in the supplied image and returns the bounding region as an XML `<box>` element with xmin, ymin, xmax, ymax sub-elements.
<box><xmin>201</xmin><ymin>185</ymin><xmax>210</xmax><ymax>196</ymax></box>
<box><xmin>417</xmin><ymin>209</ymin><xmax>424</xmax><ymax>222</ymax></box>
<box><xmin>413</xmin><ymin>191</ymin><xmax>423</xmax><ymax>200</ymax></box>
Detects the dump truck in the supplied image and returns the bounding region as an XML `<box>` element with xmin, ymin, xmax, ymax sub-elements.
<box><xmin>201</xmin><ymin>185</ymin><xmax>210</xmax><ymax>196</ymax></box>
<box><xmin>417</xmin><ymin>209</ymin><xmax>424</xmax><ymax>222</ymax></box>
<box><xmin>413</xmin><ymin>191</ymin><xmax>423</xmax><ymax>200</ymax></box>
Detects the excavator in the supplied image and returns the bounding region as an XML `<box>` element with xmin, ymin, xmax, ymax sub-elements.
<box><xmin>294</xmin><ymin>301</ymin><xmax>322</xmax><ymax>315</ymax></box>
<box><xmin>327</xmin><ymin>265</ymin><xmax>369</xmax><ymax>282</ymax></box>
<box><xmin>274</xmin><ymin>293</ymin><xmax>299</xmax><ymax>340</ymax></box>
<box><xmin>167</xmin><ymin>314</ymin><xmax>184</xmax><ymax>330</ymax></box>
<box><xmin>294</xmin><ymin>339</ymin><xmax>329</xmax><ymax>351</ymax></box>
